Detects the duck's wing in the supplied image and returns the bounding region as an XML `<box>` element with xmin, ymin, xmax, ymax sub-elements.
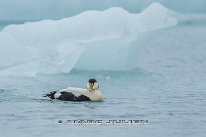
<box><xmin>44</xmin><ymin>88</ymin><xmax>91</xmax><ymax>101</ymax></box>
<box><xmin>56</xmin><ymin>91</ymin><xmax>91</xmax><ymax>101</ymax></box>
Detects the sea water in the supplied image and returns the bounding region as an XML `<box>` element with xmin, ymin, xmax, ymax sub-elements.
<box><xmin>0</xmin><ymin>24</ymin><xmax>206</xmax><ymax>137</ymax></box>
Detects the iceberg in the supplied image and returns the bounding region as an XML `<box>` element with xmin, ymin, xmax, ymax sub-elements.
<box><xmin>0</xmin><ymin>3</ymin><xmax>178</xmax><ymax>76</ymax></box>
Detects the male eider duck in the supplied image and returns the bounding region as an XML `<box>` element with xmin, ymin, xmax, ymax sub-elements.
<box><xmin>44</xmin><ymin>78</ymin><xmax>103</xmax><ymax>101</ymax></box>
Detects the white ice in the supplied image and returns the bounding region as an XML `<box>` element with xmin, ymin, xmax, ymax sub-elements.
<box><xmin>0</xmin><ymin>3</ymin><xmax>177</xmax><ymax>76</ymax></box>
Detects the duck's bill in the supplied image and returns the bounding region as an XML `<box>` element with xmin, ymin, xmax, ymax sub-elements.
<box><xmin>89</xmin><ymin>83</ymin><xmax>93</xmax><ymax>89</ymax></box>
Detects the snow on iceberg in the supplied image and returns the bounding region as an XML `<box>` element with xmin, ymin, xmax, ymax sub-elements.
<box><xmin>0</xmin><ymin>3</ymin><xmax>177</xmax><ymax>76</ymax></box>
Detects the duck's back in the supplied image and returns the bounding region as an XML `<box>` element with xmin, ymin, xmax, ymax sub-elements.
<box><xmin>44</xmin><ymin>87</ymin><xmax>91</xmax><ymax>101</ymax></box>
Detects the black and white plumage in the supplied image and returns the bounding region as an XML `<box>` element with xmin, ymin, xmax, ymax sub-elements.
<box><xmin>44</xmin><ymin>78</ymin><xmax>103</xmax><ymax>101</ymax></box>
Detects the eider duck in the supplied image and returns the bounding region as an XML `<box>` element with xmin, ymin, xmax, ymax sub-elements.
<box><xmin>44</xmin><ymin>78</ymin><xmax>103</xmax><ymax>101</ymax></box>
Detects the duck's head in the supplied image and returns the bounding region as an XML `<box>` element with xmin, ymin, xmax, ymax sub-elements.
<box><xmin>87</xmin><ymin>78</ymin><xmax>99</xmax><ymax>90</ymax></box>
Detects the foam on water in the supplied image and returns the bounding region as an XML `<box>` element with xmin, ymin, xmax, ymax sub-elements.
<box><xmin>0</xmin><ymin>3</ymin><xmax>177</xmax><ymax>76</ymax></box>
